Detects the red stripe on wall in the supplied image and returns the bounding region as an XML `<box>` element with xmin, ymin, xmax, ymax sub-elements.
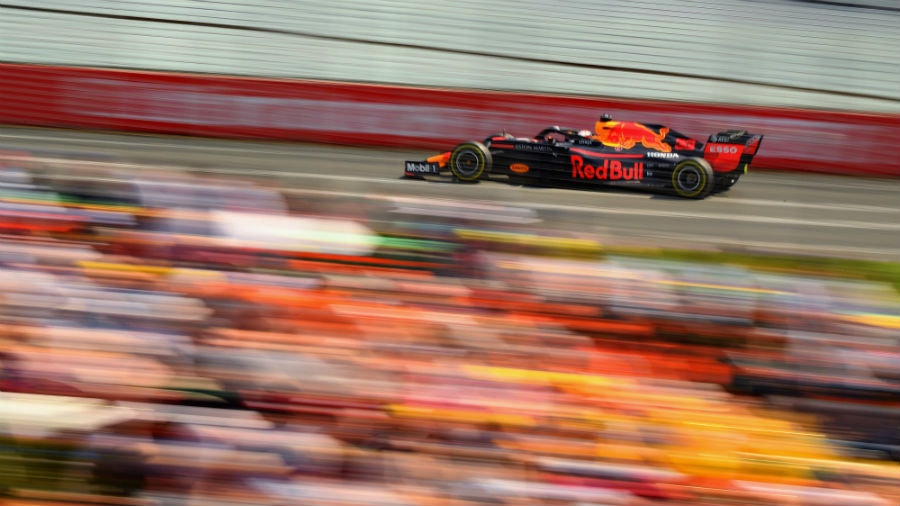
<box><xmin>1</xmin><ymin>64</ymin><xmax>897</xmax><ymax>176</ymax></box>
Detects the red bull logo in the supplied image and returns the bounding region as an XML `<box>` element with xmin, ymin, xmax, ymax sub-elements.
<box><xmin>572</xmin><ymin>155</ymin><xmax>644</xmax><ymax>181</ymax></box>
<box><xmin>594</xmin><ymin>121</ymin><xmax>671</xmax><ymax>152</ymax></box>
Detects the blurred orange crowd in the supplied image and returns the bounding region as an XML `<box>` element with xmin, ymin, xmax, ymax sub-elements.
<box><xmin>1</xmin><ymin>153</ymin><xmax>898</xmax><ymax>506</ymax></box>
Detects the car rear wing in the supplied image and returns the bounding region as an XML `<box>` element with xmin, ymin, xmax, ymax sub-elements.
<box><xmin>704</xmin><ymin>130</ymin><xmax>764</xmax><ymax>172</ymax></box>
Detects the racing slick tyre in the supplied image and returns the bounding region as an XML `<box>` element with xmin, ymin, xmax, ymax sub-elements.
<box><xmin>449</xmin><ymin>141</ymin><xmax>492</xmax><ymax>182</ymax></box>
<box><xmin>671</xmin><ymin>158</ymin><xmax>715</xmax><ymax>199</ymax></box>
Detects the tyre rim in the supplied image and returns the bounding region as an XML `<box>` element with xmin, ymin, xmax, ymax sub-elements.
<box><xmin>677</xmin><ymin>166</ymin><xmax>702</xmax><ymax>192</ymax></box>
<box><xmin>454</xmin><ymin>151</ymin><xmax>481</xmax><ymax>177</ymax></box>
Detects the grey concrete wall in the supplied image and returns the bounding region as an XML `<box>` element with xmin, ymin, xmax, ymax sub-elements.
<box><xmin>1</xmin><ymin>0</ymin><xmax>898</xmax><ymax>112</ymax></box>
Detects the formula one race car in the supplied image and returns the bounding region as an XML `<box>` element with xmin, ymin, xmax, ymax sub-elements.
<box><xmin>403</xmin><ymin>115</ymin><xmax>763</xmax><ymax>199</ymax></box>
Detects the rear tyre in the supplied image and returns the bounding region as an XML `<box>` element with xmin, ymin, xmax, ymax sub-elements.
<box><xmin>449</xmin><ymin>141</ymin><xmax>492</xmax><ymax>182</ymax></box>
<box><xmin>672</xmin><ymin>159</ymin><xmax>715</xmax><ymax>199</ymax></box>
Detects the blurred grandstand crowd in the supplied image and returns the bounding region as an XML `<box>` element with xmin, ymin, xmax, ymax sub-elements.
<box><xmin>1</xmin><ymin>150</ymin><xmax>899</xmax><ymax>506</ymax></box>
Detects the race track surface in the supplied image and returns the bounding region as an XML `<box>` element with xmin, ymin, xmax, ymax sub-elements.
<box><xmin>2</xmin><ymin>126</ymin><xmax>898</xmax><ymax>262</ymax></box>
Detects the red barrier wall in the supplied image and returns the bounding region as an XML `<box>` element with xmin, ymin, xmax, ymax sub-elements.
<box><xmin>1</xmin><ymin>63</ymin><xmax>898</xmax><ymax>176</ymax></box>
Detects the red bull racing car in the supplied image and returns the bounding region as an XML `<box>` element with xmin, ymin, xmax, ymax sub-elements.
<box><xmin>403</xmin><ymin>115</ymin><xmax>763</xmax><ymax>199</ymax></box>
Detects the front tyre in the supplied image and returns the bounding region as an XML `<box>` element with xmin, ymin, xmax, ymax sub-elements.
<box><xmin>449</xmin><ymin>141</ymin><xmax>492</xmax><ymax>182</ymax></box>
<box><xmin>671</xmin><ymin>158</ymin><xmax>715</xmax><ymax>199</ymax></box>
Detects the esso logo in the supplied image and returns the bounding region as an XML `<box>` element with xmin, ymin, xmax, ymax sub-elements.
<box><xmin>709</xmin><ymin>145</ymin><xmax>739</xmax><ymax>154</ymax></box>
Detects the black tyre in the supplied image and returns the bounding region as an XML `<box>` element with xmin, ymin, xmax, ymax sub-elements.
<box><xmin>671</xmin><ymin>158</ymin><xmax>715</xmax><ymax>199</ymax></box>
<box><xmin>449</xmin><ymin>141</ymin><xmax>492</xmax><ymax>182</ymax></box>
